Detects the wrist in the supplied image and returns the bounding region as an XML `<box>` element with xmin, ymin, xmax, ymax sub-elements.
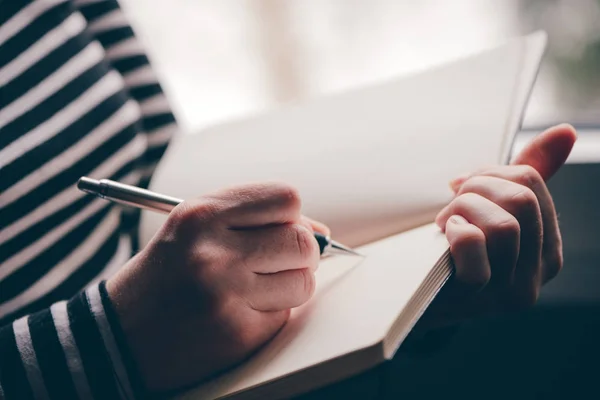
<box><xmin>105</xmin><ymin>250</ymin><xmax>189</xmax><ymax>394</ymax></box>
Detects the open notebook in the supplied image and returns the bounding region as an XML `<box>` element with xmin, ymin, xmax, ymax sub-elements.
<box><xmin>139</xmin><ymin>31</ymin><xmax>547</xmax><ymax>400</ymax></box>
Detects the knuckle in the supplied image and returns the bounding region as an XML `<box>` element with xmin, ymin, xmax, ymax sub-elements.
<box><xmin>460</xmin><ymin>175</ymin><xmax>488</xmax><ymax>193</ymax></box>
<box><xmin>170</xmin><ymin>199</ymin><xmax>219</xmax><ymax>228</ymax></box>
<box><xmin>161</xmin><ymin>202</ymin><xmax>200</xmax><ymax>242</ymax></box>
<box><xmin>272</xmin><ymin>182</ymin><xmax>302</xmax><ymax>211</ymax></box>
<box><xmin>457</xmin><ymin>192</ymin><xmax>481</xmax><ymax>205</ymax></box>
<box><xmin>491</xmin><ymin>217</ymin><xmax>521</xmax><ymax>243</ymax></box>
<box><xmin>508</xmin><ymin>187</ymin><xmax>539</xmax><ymax>216</ymax></box>
<box><xmin>166</xmin><ymin>202</ymin><xmax>193</xmax><ymax>228</ymax></box>
<box><xmin>191</xmin><ymin>200</ymin><xmax>221</xmax><ymax>221</ymax></box>
<box><xmin>453</xmin><ymin>192</ymin><xmax>481</xmax><ymax>212</ymax></box>
<box><xmin>517</xmin><ymin>165</ymin><xmax>543</xmax><ymax>188</ymax></box>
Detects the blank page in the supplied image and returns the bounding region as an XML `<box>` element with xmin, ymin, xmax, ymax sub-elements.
<box><xmin>141</xmin><ymin>33</ymin><xmax>544</xmax><ymax>249</ymax></box>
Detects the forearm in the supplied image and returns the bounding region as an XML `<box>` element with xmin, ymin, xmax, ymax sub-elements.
<box><xmin>0</xmin><ymin>282</ymin><xmax>142</xmax><ymax>400</ymax></box>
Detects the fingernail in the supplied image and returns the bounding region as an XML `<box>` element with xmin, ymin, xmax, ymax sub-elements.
<box><xmin>449</xmin><ymin>215</ymin><xmax>468</xmax><ymax>225</ymax></box>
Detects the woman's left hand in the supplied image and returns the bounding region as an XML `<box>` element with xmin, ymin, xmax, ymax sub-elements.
<box><xmin>422</xmin><ymin>124</ymin><xmax>577</xmax><ymax>328</ymax></box>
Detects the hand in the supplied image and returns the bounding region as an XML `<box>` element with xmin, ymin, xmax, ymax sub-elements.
<box><xmin>421</xmin><ymin>124</ymin><xmax>577</xmax><ymax>328</ymax></box>
<box><xmin>106</xmin><ymin>182</ymin><xmax>328</xmax><ymax>393</ymax></box>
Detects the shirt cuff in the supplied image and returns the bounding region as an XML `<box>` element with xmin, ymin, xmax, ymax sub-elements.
<box><xmin>0</xmin><ymin>282</ymin><xmax>143</xmax><ymax>400</ymax></box>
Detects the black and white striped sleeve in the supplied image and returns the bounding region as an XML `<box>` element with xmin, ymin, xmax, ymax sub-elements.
<box><xmin>72</xmin><ymin>0</ymin><xmax>178</xmax><ymax>186</ymax></box>
<box><xmin>69</xmin><ymin>0</ymin><xmax>181</xmax><ymax>251</ymax></box>
<box><xmin>0</xmin><ymin>281</ymin><xmax>144</xmax><ymax>400</ymax></box>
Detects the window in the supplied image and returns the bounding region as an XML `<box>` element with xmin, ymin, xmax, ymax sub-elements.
<box><xmin>121</xmin><ymin>0</ymin><xmax>600</xmax><ymax>132</ymax></box>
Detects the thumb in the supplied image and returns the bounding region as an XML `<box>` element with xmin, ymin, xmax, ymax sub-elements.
<box><xmin>511</xmin><ymin>123</ymin><xmax>577</xmax><ymax>181</ymax></box>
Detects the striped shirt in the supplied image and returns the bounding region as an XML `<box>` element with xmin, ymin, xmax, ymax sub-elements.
<box><xmin>1</xmin><ymin>0</ymin><xmax>176</xmax><ymax>397</ymax></box>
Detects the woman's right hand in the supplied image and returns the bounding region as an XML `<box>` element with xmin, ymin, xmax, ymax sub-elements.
<box><xmin>106</xmin><ymin>182</ymin><xmax>327</xmax><ymax>394</ymax></box>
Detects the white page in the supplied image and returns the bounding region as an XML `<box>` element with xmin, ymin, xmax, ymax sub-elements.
<box><xmin>178</xmin><ymin>223</ymin><xmax>450</xmax><ymax>400</ymax></box>
<box><xmin>140</xmin><ymin>32</ymin><xmax>545</xmax><ymax>249</ymax></box>
<box><xmin>503</xmin><ymin>31</ymin><xmax>548</xmax><ymax>164</ymax></box>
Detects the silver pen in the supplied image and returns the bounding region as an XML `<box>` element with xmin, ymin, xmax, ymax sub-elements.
<box><xmin>77</xmin><ymin>177</ymin><xmax>361</xmax><ymax>257</ymax></box>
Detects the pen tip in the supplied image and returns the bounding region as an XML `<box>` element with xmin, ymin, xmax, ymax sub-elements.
<box><xmin>329</xmin><ymin>240</ymin><xmax>364</xmax><ymax>257</ymax></box>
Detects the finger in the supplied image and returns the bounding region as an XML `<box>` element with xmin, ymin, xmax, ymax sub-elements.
<box><xmin>420</xmin><ymin>217</ymin><xmax>492</xmax><ymax>326</ymax></box>
<box><xmin>511</xmin><ymin>123</ymin><xmax>577</xmax><ymax>180</ymax></box>
<box><xmin>297</xmin><ymin>217</ymin><xmax>327</xmax><ymax>272</ymax></box>
<box><xmin>301</xmin><ymin>216</ymin><xmax>331</xmax><ymax>236</ymax></box>
<box><xmin>436</xmin><ymin>193</ymin><xmax>520</xmax><ymax>285</ymax></box>
<box><xmin>248</xmin><ymin>268</ymin><xmax>316</xmax><ymax>311</ymax></box>
<box><xmin>448</xmin><ymin>124</ymin><xmax>576</xmax><ymax>192</ymax></box>
<box><xmin>455</xmin><ymin>175</ymin><xmax>543</xmax><ymax>285</ymax></box>
<box><xmin>231</xmin><ymin>223</ymin><xmax>320</xmax><ymax>274</ymax></box>
<box><xmin>445</xmin><ymin>215</ymin><xmax>491</xmax><ymax>292</ymax></box>
<box><xmin>455</xmin><ymin>166</ymin><xmax>560</xmax><ymax>283</ymax></box>
<box><xmin>203</xmin><ymin>182</ymin><xmax>303</xmax><ymax>228</ymax></box>
<box><xmin>449</xmin><ymin>164</ymin><xmax>496</xmax><ymax>192</ymax></box>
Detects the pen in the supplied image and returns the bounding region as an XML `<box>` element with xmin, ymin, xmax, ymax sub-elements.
<box><xmin>77</xmin><ymin>177</ymin><xmax>361</xmax><ymax>257</ymax></box>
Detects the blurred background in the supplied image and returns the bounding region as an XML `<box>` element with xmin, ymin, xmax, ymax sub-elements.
<box><xmin>118</xmin><ymin>0</ymin><xmax>600</xmax><ymax>134</ymax></box>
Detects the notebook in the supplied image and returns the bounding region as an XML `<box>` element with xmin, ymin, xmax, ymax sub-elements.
<box><xmin>139</xmin><ymin>31</ymin><xmax>548</xmax><ymax>400</ymax></box>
